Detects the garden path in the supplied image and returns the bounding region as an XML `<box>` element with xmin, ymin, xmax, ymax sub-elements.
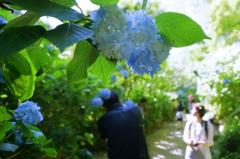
<box><xmin>92</xmin><ymin>114</ymin><xmax>193</xmax><ymax>159</ymax></box>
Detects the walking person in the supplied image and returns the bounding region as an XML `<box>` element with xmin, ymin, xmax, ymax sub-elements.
<box><xmin>183</xmin><ymin>103</ymin><xmax>214</xmax><ymax>159</ymax></box>
<box><xmin>97</xmin><ymin>90</ymin><xmax>150</xmax><ymax>159</ymax></box>
<box><xmin>175</xmin><ymin>101</ymin><xmax>184</xmax><ymax>130</ymax></box>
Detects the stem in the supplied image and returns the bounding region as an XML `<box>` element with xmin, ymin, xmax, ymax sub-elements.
<box><xmin>4</xmin><ymin>132</ymin><xmax>13</xmax><ymax>140</ymax></box>
<box><xmin>7</xmin><ymin>150</ymin><xmax>24</xmax><ymax>159</ymax></box>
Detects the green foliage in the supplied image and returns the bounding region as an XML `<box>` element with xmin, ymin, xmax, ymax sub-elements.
<box><xmin>89</xmin><ymin>55</ymin><xmax>117</xmax><ymax>86</ymax></box>
<box><xmin>155</xmin><ymin>12</ymin><xmax>210</xmax><ymax>47</ymax></box>
<box><xmin>67</xmin><ymin>40</ymin><xmax>99</xmax><ymax>84</ymax></box>
<box><xmin>44</xmin><ymin>23</ymin><xmax>94</xmax><ymax>52</ymax></box>
<box><xmin>0</xmin><ymin>26</ymin><xmax>46</xmax><ymax>59</ymax></box>
<box><xmin>40</xmin><ymin>148</ymin><xmax>57</xmax><ymax>157</ymax></box>
<box><xmin>210</xmin><ymin>0</ymin><xmax>240</xmax><ymax>44</ymax></box>
<box><xmin>3</xmin><ymin>11</ymin><xmax>41</xmax><ymax>29</ymax></box>
<box><xmin>213</xmin><ymin>120</ymin><xmax>240</xmax><ymax>159</ymax></box>
<box><xmin>8</xmin><ymin>0</ymin><xmax>83</xmax><ymax>21</ymax></box>
<box><xmin>0</xmin><ymin>107</ymin><xmax>12</xmax><ymax>121</ymax></box>
<box><xmin>90</xmin><ymin>0</ymin><xmax>119</xmax><ymax>6</ymax></box>
<box><xmin>50</xmin><ymin>0</ymin><xmax>78</xmax><ymax>7</ymax></box>
<box><xmin>0</xmin><ymin>0</ymin><xmax>212</xmax><ymax>158</ymax></box>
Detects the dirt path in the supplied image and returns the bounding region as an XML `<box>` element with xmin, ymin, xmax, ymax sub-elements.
<box><xmin>147</xmin><ymin>122</ymin><xmax>186</xmax><ymax>159</ymax></box>
<box><xmin>92</xmin><ymin>119</ymin><xmax>188</xmax><ymax>159</ymax></box>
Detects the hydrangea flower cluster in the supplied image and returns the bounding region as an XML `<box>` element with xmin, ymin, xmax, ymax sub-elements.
<box><xmin>123</xmin><ymin>100</ymin><xmax>135</xmax><ymax>107</ymax></box>
<box><xmin>14</xmin><ymin>101</ymin><xmax>43</xmax><ymax>126</ymax></box>
<box><xmin>92</xmin><ymin>97</ymin><xmax>103</xmax><ymax>106</ymax></box>
<box><xmin>111</xmin><ymin>75</ymin><xmax>116</xmax><ymax>83</ymax></box>
<box><xmin>92</xmin><ymin>88</ymin><xmax>111</xmax><ymax>106</ymax></box>
<box><xmin>90</xmin><ymin>5</ymin><xmax>171</xmax><ymax>76</ymax></box>
<box><xmin>121</xmin><ymin>69</ymin><xmax>129</xmax><ymax>78</ymax></box>
<box><xmin>223</xmin><ymin>78</ymin><xmax>230</xmax><ymax>84</ymax></box>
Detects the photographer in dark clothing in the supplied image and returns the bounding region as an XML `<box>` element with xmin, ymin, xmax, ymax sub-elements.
<box><xmin>97</xmin><ymin>90</ymin><xmax>150</xmax><ymax>159</ymax></box>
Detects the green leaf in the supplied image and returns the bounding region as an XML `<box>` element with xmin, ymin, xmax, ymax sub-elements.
<box><xmin>90</xmin><ymin>0</ymin><xmax>119</xmax><ymax>5</ymax></box>
<box><xmin>20</xmin><ymin>122</ymin><xmax>32</xmax><ymax>137</ymax></box>
<box><xmin>141</xmin><ymin>0</ymin><xmax>148</xmax><ymax>9</ymax></box>
<box><xmin>3</xmin><ymin>11</ymin><xmax>41</xmax><ymax>30</ymax></box>
<box><xmin>0</xmin><ymin>107</ymin><xmax>12</xmax><ymax>121</ymax></box>
<box><xmin>2</xmin><ymin>121</ymin><xmax>12</xmax><ymax>132</ymax></box>
<box><xmin>41</xmin><ymin>148</ymin><xmax>57</xmax><ymax>157</ymax></box>
<box><xmin>2</xmin><ymin>52</ymin><xmax>32</xmax><ymax>99</ymax></box>
<box><xmin>155</xmin><ymin>12</ymin><xmax>210</xmax><ymax>47</ymax></box>
<box><xmin>89</xmin><ymin>55</ymin><xmax>117</xmax><ymax>86</ymax></box>
<box><xmin>35</xmin><ymin>136</ymin><xmax>46</xmax><ymax>145</ymax></box>
<box><xmin>28</xmin><ymin>125</ymin><xmax>41</xmax><ymax>131</ymax></box>
<box><xmin>0</xmin><ymin>126</ymin><xmax>5</xmax><ymax>140</ymax></box>
<box><xmin>26</xmin><ymin>41</ymin><xmax>53</xmax><ymax>73</ymax></box>
<box><xmin>44</xmin><ymin>23</ymin><xmax>94</xmax><ymax>52</ymax></box>
<box><xmin>50</xmin><ymin>0</ymin><xmax>78</xmax><ymax>7</ymax></box>
<box><xmin>67</xmin><ymin>41</ymin><xmax>99</xmax><ymax>84</ymax></box>
<box><xmin>43</xmin><ymin>139</ymin><xmax>52</xmax><ymax>146</ymax></box>
<box><xmin>0</xmin><ymin>143</ymin><xmax>19</xmax><ymax>152</ymax></box>
<box><xmin>0</xmin><ymin>26</ymin><xmax>46</xmax><ymax>59</ymax></box>
<box><xmin>9</xmin><ymin>0</ymin><xmax>83</xmax><ymax>21</ymax></box>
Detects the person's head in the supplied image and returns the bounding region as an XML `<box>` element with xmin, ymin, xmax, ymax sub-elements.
<box><xmin>191</xmin><ymin>103</ymin><xmax>206</xmax><ymax>118</ymax></box>
<box><xmin>102</xmin><ymin>91</ymin><xmax>120</xmax><ymax>111</ymax></box>
<box><xmin>140</xmin><ymin>98</ymin><xmax>147</xmax><ymax>103</ymax></box>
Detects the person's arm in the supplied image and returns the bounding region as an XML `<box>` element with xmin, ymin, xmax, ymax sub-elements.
<box><xmin>97</xmin><ymin>118</ymin><xmax>108</xmax><ymax>142</ymax></box>
<box><xmin>183</xmin><ymin>121</ymin><xmax>193</xmax><ymax>146</ymax></box>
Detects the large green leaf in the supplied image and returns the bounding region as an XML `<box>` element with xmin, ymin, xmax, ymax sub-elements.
<box><xmin>0</xmin><ymin>143</ymin><xmax>19</xmax><ymax>152</ymax></box>
<box><xmin>0</xmin><ymin>26</ymin><xmax>46</xmax><ymax>59</ymax></box>
<box><xmin>155</xmin><ymin>12</ymin><xmax>210</xmax><ymax>47</ymax></box>
<box><xmin>44</xmin><ymin>23</ymin><xmax>94</xmax><ymax>52</ymax></box>
<box><xmin>9</xmin><ymin>0</ymin><xmax>83</xmax><ymax>21</ymax></box>
<box><xmin>2</xmin><ymin>52</ymin><xmax>32</xmax><ymax>99</ymax></box>
<box><xmin>50</xmin><ymin>0</ymin><xmax>78</xmax><ymax>7</ymax></box>
<box><xmin>141</xmin><ymin>0</ymin><xmax>148</xmax><ymax>9</ymax></box>
<box><xmin>67</xmin><ymin>41</ymin><xmax>99</xmax><ymax>84</ymax></box>
<box><xmin>3</xmin><ymin>11</ymin><xmax>41</xmax><ymax>30</ymax></box>
<box><xmin>90</xmin><ymin>0</ymin><xmax>119</xmax><ymax>5</ymax></box>
<box><xmin>89</xmin><ymin>55</ymin><xmax>117</xmax><ymax>86</ymax></box>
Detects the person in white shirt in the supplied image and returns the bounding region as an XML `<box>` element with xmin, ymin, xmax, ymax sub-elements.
<box><xmin>183</xmin><ymin>103</ymin><xmax>214</xmax><ymax>159</ymax></box>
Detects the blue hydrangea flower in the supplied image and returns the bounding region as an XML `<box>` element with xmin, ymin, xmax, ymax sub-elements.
<box><xmin>125</xmin><ymin>10</ymin><xmax>171</xmax><ymax>76</ymax></box>
<box><xmin>121</xmin><ymin>86</ymin><xmax>125</xmax><ymax>93</ymax></box>
<box><xmin>12</xmin><ymin>129</ymin><xmax>24</xmax><ymax>145</ymax></box>
<box><xmin>14</xmin><ymin>101</ymin><xmax>43</xmax><ymax>126</ymax></box>
<box><xmin>31</xmin><ymin>130</ymin><xmax>44</xmax><ymax>138</ymax></box>
<box><xmin>121</xmin><ymin>70</ymin><xmax>129</xmax><ymax>78</ymax></box>
<box><xmin>111</xmin><ymin>75</ymin><xmax>116</xmax><ymax>83</ymax></box>
<box><xmin>100</xmin><ymin>88</ymin><xmax>111</xmax><ymax>100</ymax></box>
<box><xmin>223</xmin><ymin>79</ymin><xmax>230</xmax><ymax>84</ymax></box>
<box><xmin>123</xmin><ymin>100</ymin><xmax>134</xmax><ymax>107</ymax></box>
<box><xmin>90</xmin><ymin>5</ymin><xmax>130</xmax><ymax>60</ymax></box>
<box><xmin>90</xmin><ymin>5</ymin><xmax>171</xmax><ymax>76</ymax></box>
<box><xmin>92</xmin><ymin>97</ymin><xmax>103</xmax><ymax>106</ymax></box>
